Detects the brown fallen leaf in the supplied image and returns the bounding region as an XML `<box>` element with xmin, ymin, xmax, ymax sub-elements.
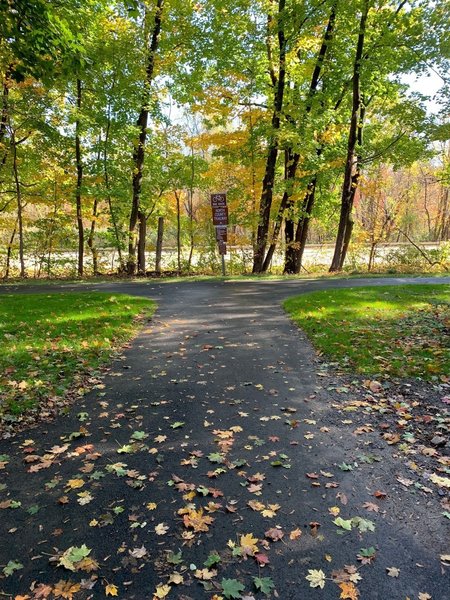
<box><xmin>30</xmin><ymin>583</ymin><xmax>52</xmax><ymax>599</ymax></box>
<box><xmin>386</xmin><ymin>567</ymin><xmax>400</xmax><ymax>577</ymax></box>
<box><xmin>362</xmin><ymin>502</ymin><xmax>379</xmax><ymax>513</ymax></box>
<box><xmin>265</xmin><ymin>527</ymin><xmax>284</xmax><ymax>541</ymax></box>
<box><xmin>373</xmin><ymin>490</ymin><xmax>387</xmax><ymax>499</ymax></box>
<box><xmin>52</xmin><ymin>580</ymin><xmax>81</xmax><ymax>599</ymax></box>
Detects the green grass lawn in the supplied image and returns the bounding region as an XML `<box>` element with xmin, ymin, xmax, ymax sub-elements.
<box><xmin>284</xmin><ymin>285</ymin><xmax>450</xmax><ymax>380</ymax></box>
<box><xmin>0</xmin><ymin>292</ymin><xmax>155</xmax><ymax>418</ymax></box>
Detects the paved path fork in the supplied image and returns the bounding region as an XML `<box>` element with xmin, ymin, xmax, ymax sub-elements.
<box><xmin>0</xmin><ymin>278</ymin><xmax>449</xmax><ymax>599</ymax></box>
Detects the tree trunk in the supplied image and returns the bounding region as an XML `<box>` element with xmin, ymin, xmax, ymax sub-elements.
<box><xmin>137</xmin><ymin>210</ymin><xmax>147</xmax><ymax>274</ymax></box>
<box><xmin>87</xmin><ymin>196</ymin><xmax>99</xmax><ymax>275</ymax></box>
<box><xmin>262</xmin><ymin>150</ymin><xmax>295</xmax><ymax>271</ymax></box>
<box><xmin>4</xmin><ymin>219</ymin><xmax>17</xmax><ymax>279</ymax></box>
<box><xmin>275</xmin><ymin>2</ymin><xmax>337</xmax><ymax>273</ymax></box>
<box><xmin>12</xmin><ymin>133</ymin><xmax>25</xmax><ymax>277</ymax></box>
<box><xmin>330</xmin><ymin>1</ymin><xmax>368</xmax><ymax>272</ymax></box>
<box><xmin>102</xmin><ymin>114</ymin><xmax>123</xmax><ymax>270</ymax></box>
<box><xmin>292</xmin><ymin>178</ymin><xmax>317</xmax><ymax>273</ymax></box>
<box><xmin>46</xmin><ymin>181</ymin><xmax>58</xmax><ymax>277</ymax></box>
<box><xmin>187</xmin><ymin>142</ymin><xmax>195</xmax><ymax>272</ymax></box>
<box><xmin>75</xmin><ymin>78</ymin><xmax>84</xmax><ymax>277</ymax></box>
<box><xmin>0</xmin><ymin>65</ymin><xmax>11</xmax><ymax>171</ymax></box>
<box><xmin>175</xmin><ymin>190</ymin><xmax>181</xmax><ymax>272</ymax></box>
<box><xmin>155</xmin><ymin>216</ymin><xmax>164</xmax><ymax>274</ymax></box>
<box><xmin>127</xmin><ymin>0</ymin><xmax>164</xmax><ymax>275</ymax></box>
<box><xmin>252</xmin><ymin>0</ymin><xmax>286</xmax><ymax>273</ymax></box>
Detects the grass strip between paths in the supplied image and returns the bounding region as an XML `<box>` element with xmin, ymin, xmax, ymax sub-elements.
<box><xmin>0</xmin><ymin>292</ymin><xmax>155</xmax><ymax>420</ymax></box>
<box><xmin>284</xmin><ymin>284</ymin><xmax>450</xmax><ymax>380</ymax></box>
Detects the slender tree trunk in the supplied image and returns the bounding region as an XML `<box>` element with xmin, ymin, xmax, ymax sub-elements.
<box><xmin>46</xmin><ymin>181</ymin><xmax>58</xmax><ymax>277</ymax></box>
<box><xmin>262</xmin><ymin>149</ymin><xmax>299</xmax><ymax>271</ymax></box>
<box><xmin>12</xmin><ymin>133</ymin><xmax>25</xmax><ymax>277</ymax></box>
<box><xmin>187</xmin><ymin>142</ymin><xmax>195</xmax><ymax>272</ymax></box>
<box><xmin>155</xmin><ymin>216</ymin><xmax>164</xmax><ymax>274</ymax></box>
<box><xmin>252</xmin><ymin>0</ymin><xmax>286</xmax><ymax>273</ymax></box>
<box><xmin>4</xmin><ymin>219</ymin><xmax>17</xmax><ymax>279</ymax></box>
<box><xmin>330</xmin><ymin>1</ymin><xmax>368</xmax><ymax>272</ymax></box>
<box><xmin>248</xmin><ymin>110</ymin><xmax>258</xmax><ymax>252</ymax></box>
<box><xmin>137</xmin><ymin>210</ymin><xmax>147</xmax><ymax>274</ymax></box>
<box><xmin>87</xmin><ymin>144</ymin><xmax>100</xmax><ymax>274</ymax></box>
<box><xmin>87</xmin><ymin>197</ymin><xmax>99</xmax><ymax>275</ymax></box>
<box><xmin>187</xmin><ymin>193</ymin><xmax>194</xmax><ymax>273</ymax></box>
<box><xmin>0</xmin><ymin>66</ymin><xmax>11</xmax><ymax>171</ymax></box>
<box><xmin>75</xmin><ymin>78</ymin><xmax>84</xmax><ymax>277</ymax></box>
<box><xmin>175</xmin><ymin>190</ymin><xmax>181</xmax><ymax>272</ymax></box>
<box><xmin>292</xmin><ymin>178</ymin><xmax>317</xmax><ymax>273</ymax></box>
<box><xmin>127</xmin><ymin>0</ymin><xmax>164</xmax><ymax>274</ymax></box>
<box><xmin>103</xmin><ymin>113</ymin><xmax>123</xmax><ymax>269</ymax></box>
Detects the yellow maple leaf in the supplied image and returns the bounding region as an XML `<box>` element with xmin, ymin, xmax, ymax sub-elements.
<box><xmin>146</xmin><ymin>502</ymin><xmax>157</xmax><ymax>510</ymax></box>
<box><xmin>153</xmin><ymin>583</ymin><xmax>171</xmax><ymax>599</ymax></box>
<box><xmin>105</xmin><ymin>583</ymin><xmax>118</xmax><ymax>596</ymax></box>
<box><xmin>261</xmin><ymin>503</ymin><xmax>280</xmax><ymax>518</ymax></box>
<box><xmin>339</xmin><ymin>581</ymin><xmax>359</xmax><ymax>599</ymax></box>
<box><xmin>240</xmin><ymin>533</ymin><xmax>259</xmax><ymax>557</ymax></box>
<box><xmin>168</xmin><ymin>572</ymin><xmax>184</xmax><ymax>585</ymax></box>
<box><xmin>248</xmin><ymin>500</ymin><xmax>265</xmax><ymax>511</ymax></box>
<box><xmin>65</xmin><ymin>478</ymin><xmax>84</xmax><ymax>490</ymax></box>
<box><xmin>194</xmin><ymin>568</ymin><xmax>217</xmax><ymax>580</ymax></box>
<box><xmin>289</xmin><ymin>528</ymin><xmax>302</xmax><ymax>540</ymax></box>
<box><xmin>183</xmin><ymin>491</ymin><xmax>196</xmax><ymax>501</ymax></box>
<box><xmin>52</xmin><ymin>580</ymin><xmax>81</xmax><ymax>599</ymax></box>
<box><xmin>183</xmin><ymin>508</ymin><xmax>213</xmax><ymax>532</ymax></box>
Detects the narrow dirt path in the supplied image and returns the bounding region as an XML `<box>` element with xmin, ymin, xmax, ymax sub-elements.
<box><xmin>0</xmin><ymin>278</ymin><xmax>448</xmax><ymax>599</ymax></box>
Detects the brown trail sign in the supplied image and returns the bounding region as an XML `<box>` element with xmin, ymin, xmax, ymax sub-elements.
<box><xmin>215</xmin><ymin>226</ymin><xmax>227</xmax><ymax>243</ymax></box>
<box><xmin>211</xmin><ymin>193</ymin><xmax>228</xmax><ymax>272</ymax></box>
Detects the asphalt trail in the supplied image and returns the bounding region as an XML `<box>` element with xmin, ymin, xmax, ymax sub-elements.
<box><xmin>0</xmin><ymin>277</ymin><xmax>449</xmax><ymax>599</ymax></box>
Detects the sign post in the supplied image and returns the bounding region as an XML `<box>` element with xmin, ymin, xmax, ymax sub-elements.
<box><xmin>211</xmin><ymin>193</ymin><xmax>228</xmax><ymax>276</ymax></box>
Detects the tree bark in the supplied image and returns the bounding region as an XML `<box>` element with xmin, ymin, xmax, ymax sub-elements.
<box><xmin>103</xmin><ymin>111</ymin><xmax>123</xmax><ymax>269</ymax></box>
<box><xmin>252</xmin><ymin>0</ymin><xmax>286</xmax><ymax>273</ymax></box>
<box><xmin>289</xmin><ymin>177</ymin><xmax>317</xmax><ymax>273</ymax></box>
<box><xmin>175</xmin><ymin>190</ymin><xmax>181</xmax><ymax>272</ymax></box>
<box><xmin>137</xmin><ymin>210</ymin><xmax>147</xmax><ymax>274</ymax></box>
<box><xmin>262</xmin><ymin>149</ymin><xmax>298</xmax><ymax>271</ymax></box>
<box><xmin>75</xmin><ymin>78</ymin><xmax>84</xmax><ymax>277</ymax></box>
<box><xmin>330</xmin><ymin>1</ymin><xmax>369</xmax><ymax>272</ymax></box>
<box><xmin>187</xmin><ymin>143</ymin><xmax>195</xmax><ymax>272</ymax></box>
<box><xmin>4</xmin><ymin>219</ymin><xmax>17</xmax><ymax>279</ymax></box>
<box><xmin>87</xmin><ymin>196</ymin><xmax>99</xmax><ymax>275</ymax></box>
<box><xmin>155</xmin><ymin>216</ymin><xmax>164</xmax><ymax>274</ymax></box>
<box><xmin>12</xmin><ymin>132</ymin><xmax>25</xmax><ymax>277</ymax></box>
<box><xmin>0</xmin><ymin>66</ymin><xmax>11</xmax><ymax>171</ymax></box>
<box><xmin>127</xmin><ymin>0</ymin><xmax>164</xmax><ymax>275</ymax></box>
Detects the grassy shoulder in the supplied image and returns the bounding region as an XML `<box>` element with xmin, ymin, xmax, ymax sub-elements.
<box><xmin>1</xmin><ymin>271</ymin><xmax>449</xmax><ymax>287</ymax></box>
<box><xmin>0</xmin><ymin>292</ymin><xmax>155</xmax><ymax>420</ymax></box>
<box><xmin>284</xmin><ymin>284</ymin><xmax>450</xmax><ymax>380</ymax></box>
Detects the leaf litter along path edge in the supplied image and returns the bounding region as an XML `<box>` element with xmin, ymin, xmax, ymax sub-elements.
<box><xmin>0</xmin><ymin>277</ymin><xmax>448</xmax><ymax>600</ymax></box>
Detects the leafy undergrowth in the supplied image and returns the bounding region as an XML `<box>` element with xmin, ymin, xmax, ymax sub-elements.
<box><xmin>284</xmin><ymin>284</ymin><xmax>450</xmax><ymax>380</ymax></box>
<box><xmin>0</xmin><ymin>292</ymin><xmax>154</xmax><ymax>427</ymax></box>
